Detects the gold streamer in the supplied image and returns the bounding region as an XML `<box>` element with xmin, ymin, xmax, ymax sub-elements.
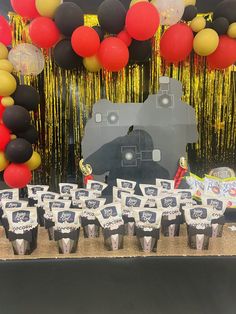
<box><xmin>9</xmin><ymin>13</ymin><xmax>236</xmax><ymax>186</ymax></box>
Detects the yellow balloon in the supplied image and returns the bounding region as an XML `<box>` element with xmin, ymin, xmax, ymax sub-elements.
<box><xmin>83</xmin><ymin>55</ymin><xmax>102</xmax><ymax>72</ymax></box>
<box><xmin>183</xmin><ymin>0</ymin><xmax>196</xmax><ymax>6</ymax></box>
<box><xmin>227</xmin><ymin>22</ymin><xmax>236</xmax><ymax>39</ymax></box>
<box><xmin>190</xmin><ymin>16</ymin><xmax>206</xmax><ymax>33</ymax></box>
<box><xmin>36</xmin><ymin>0</ymin><xmax>62</xmax><ymax>18</ymax></box>
<box><xmin>0</xmin><ymin>43</ymin><xmax>8</xmax><ymax>60</ymax></box>
<box><xmin>25</xmin><ymin>151</ymin><xmax>41</xmax><ymax>171</ymax></box>
<box><xmin>0</xmin><ymin>70</ymin><xmax>17</xmax><ymax>96</ymax></box>
<box><xmin>193</xmin><ymin>29</ymin><xmax>219</xmax><ymax>56</ymax></box>
<box><xmin>0</xmin><ymin>152</ymin><xmax>9</xmax><ymax>172</ymax></box>
<box><xmin>11</xmin><ymin>134</ymin><xmax>17</xmax><ymax>140</ymax></box>
<box><xmin>130</xmin><ymin>0</ymin><xmax>148</xmax><ymax>7</ymax></box>
<box><xmin>0</xmin><ymin>59</ymin><xmax>13</xmax><ymax>73</ymax></box>
<box><xmin>1</xmin><ymin>96</ymin><xmax>14</xmax><ymax>107</ymax></box>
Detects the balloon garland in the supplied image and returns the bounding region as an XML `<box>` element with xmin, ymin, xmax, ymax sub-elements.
<box><xmin>7</xmin><ymin>0</ymin><xmax>236</xmax><ymax>73</ymax></box>
<box><xmin>0</xmin><ymin>17</ymin><xmax>41</xmax><ymax>188</ymax></box>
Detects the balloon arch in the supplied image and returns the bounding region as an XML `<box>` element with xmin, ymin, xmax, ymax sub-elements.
<box><xmin>0</xmin><ymin>0</ymin><xmax>235</xmax><ymax>188</ymax></box>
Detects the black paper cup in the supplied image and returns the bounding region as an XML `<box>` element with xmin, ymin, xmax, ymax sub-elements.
<box><xmin>55</xmin><ymin>228</ymin><xmax>80</xmax><ymax>254</ymax></box>
<box><xmin>30</xmin><ymin>226</ymin><xmax>38</xmax><ymax>251</ymax></box>
<box><xmin>0</xmin><ymin>207</ymin><xmax>3</xmax><ymax>223</ymax></box>
<box><xmin>81</xmin><ymin>217</ymin><xmax>100</xmax><ymax>238</ymax></box>
<box><xmin>103</xmin><ymin>225</ymin><xmax>125</xmax><ymax>251</ymax></box>
<box><xmin>161</xmin><ymin>216</ymin><xmax>181</xmax><ymax>237</ymax></box>
<box><xmin>11</xmin><ymin>240</ymin><xmax>31</xmax><ymax>255</ymax></box>
<box><xmin>8</xmin><ymin>229</ymin><xmax>36</xmax><ymax>255</ymax></box>
<box><xmin>187</xmin><ymin>225</ymin><xmax>212</xmax><ymax>250</ymax></box>
<box><xmin>37</xmin><ymin>206</ymin><xmax>45</xmax><ymax>227</ymax></box>
<box><xmin>180</xmin><ymin>204</ymin><xmax>185</xmax><ymax>224</ymax></box>
<box><xmin>1</xmin><ymin>217</ymin><xmax>9</xmax><ymax>238</ymax></box>
<box><xmin>187</xmin><ymin>234</ymin><xmax>210</xmax><ymax>250</ymax></box>
<box><xmin>211</xmin><ymin>223</ymin><xmax>224</xmax><ymax>238</ymax></box>
<box><xmin>28</xmin><ymin>197</ymin><xmax>38</xmax><ymax>207</ymax></box>
<box><xmin>161</xmin><ymin>223</ymin><xmax>180</xmax><ymax>237</ymax></box>
<box><xmin>44</xmin><ymin>218</ymin><xmax>55</xmax><ymax>241</ymax></box>
<box><xmin>135</xmin><ymin>227</ymin><xmax>160</xmax><ymax>253</ymax></box>
<box><xmin>83</xmin><ymin>224</ymin><xmax>100</xmax><ymax>238</ymax></box>
<box><xmin>122</xmin><ymin>215</ymin><xmax>135</xmax><ymax>236</ymax></box>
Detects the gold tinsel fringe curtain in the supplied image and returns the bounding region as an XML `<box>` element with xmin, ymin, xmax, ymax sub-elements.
<box><xmin>10</xmin><ymin>14</ymin><xmax>236</xmax><ymax>189</ymax></box>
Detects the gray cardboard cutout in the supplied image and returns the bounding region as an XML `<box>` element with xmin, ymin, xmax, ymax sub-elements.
<box><xmin>82</xmin><ymin>77</ymin><xmax>198</xmax><ymax>188</ymax></box>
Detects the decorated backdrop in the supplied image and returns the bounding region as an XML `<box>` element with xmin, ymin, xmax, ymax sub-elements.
<box><xmin>8</xmin><ymin>12</ymin><xmax>235</xmax><ymax>189</ymax></box>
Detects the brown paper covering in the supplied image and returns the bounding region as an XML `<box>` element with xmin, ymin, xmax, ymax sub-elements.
<box><xmin>0</xmin><ymin>224</ymin><xmax>236</xmax><ymax>260</ymax></box>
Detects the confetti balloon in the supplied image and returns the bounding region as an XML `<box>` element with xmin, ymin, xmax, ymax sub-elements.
<box><xmin>152</xmin><ymin>0</ymin><xmax>185</xmax><ymax>26</ymax></box>
<box><xmin>8</xmin><ymin>43</ymin><xmax>45</xmax><ymax>76</ymax></box>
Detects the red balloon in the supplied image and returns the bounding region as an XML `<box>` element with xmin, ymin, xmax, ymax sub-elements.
<box><xmin>29</xmin><ymin>17</ymin><xmax>60</xmax><ymax>49</ymax></box>
<box><xmin>125</xmin><ymin>2</ymin><xmax>160</xmax><ymax>41</ymax></box>
<box><xmin>0</xmin><ymin>16</ymin><xmax>12</xmax><ymax>46</ymax></box>
<box><xmin>98</xmin><ymin>37</ymin><xmax>129</xmax><ymax>72</ymax></box>
<box><xmin>71</xmin><ymin>26</ymin><xmax>100</xmax><ymax>57</ymax></box>
<box><xmin>4</xmin><ymin>163</ymin><xmax>32</xmax><ymax>188</ymax></box>
<box><xmin>160</xmin><ymin>23</ymin><xmax>194</xmax><ymax>63</ymax></box>
<box><xmin>10</xmin><ymin>0</ymin><xmax>39</xmax><ymax>20</ymax></box>
<box><xmin>207</xmin><ymin>35</ymin><xmax>236</xmax><ymax>70</ymax></box>
<box><xmin>117</xmin><ymin>30</ymin><xmax>132</xmax><ymax>47</ymax></box>
<box><xmin>0</xmin><ymin>104</ymin><xmax>5</xmax><ymax>121</ymax></box>
<box><xmin>0</xmin><ymin>124</ymin><xmax>11</xmax><ymax>151</ymax></box>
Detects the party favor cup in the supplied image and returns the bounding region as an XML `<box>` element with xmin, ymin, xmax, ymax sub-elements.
<box><xmin>37</xmin><ymin>206</ymin><xmax>45</xmax><ymax>227</ymax></box>
<box><xmin>161</xmin><ymin>216</ymin><xmax>181</xmax><ymax>237</ymax></box>
<box><xmin>8</xmin><ymin>230</ymin><xmax>35</xmax><ymax>255</ymax></box>
<box><xmin>28</xmin><ymin>197</ymin><xmax>38</xmax><ymax>207</ymax></box>
<box><xmin>103</xmin><ymin>225</ymin><xmax>125</xmax><ymax>251</ymax></box>
<box><xmin>122</xmin><ymin>215</ymin><xmax>135</xmax><ymax>236</ymax></box>
<box><xmin>135</xmin><ymin>227</ymin><xmax>160</xmax><ymax>253</ymax></box>
<box><xmin>187</xmin><ymin>225</ymin><xmax>212</xmax><ymax>250</ymax></box>
<box><xmin>1</xmin><ymin>216</ymin><xmax>9</xmax><ymax>238</ymax></box>
<box><xmin>0</xmin><ymin>207</ymin><xmax>3</xmax><ymax>222</ymax></box>
<box><xmin>54</xmin><ymin>228</ymin><xmax>80</xmax><ymax>254</ymax></box>
<box><xmin>81</xmin><ymin>217</ymin><xmax>100</xmax><ymax>238</ymax></box>
<box><xmin>179</xmin><ymin>204</ymin><xmax>185</xmax><ymax>224</ymax></box>
<box><xmin>30</xmin><ymin>226</ymin><xmax>38</xmax><ymax>251</ymax></box>
<box><xmin>211</xmin><ymin>216</ymin><xmax>225</xmax><ymax>238</ymax></box>
<box><xmin>44</xmin><ymin>218</ymin><xmax>55</xmax><ymax>241</ymax></box>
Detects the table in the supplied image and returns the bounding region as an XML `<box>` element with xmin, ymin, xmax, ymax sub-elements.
<box><xmin>1</xmin><ymin>225</ymin><xmax>236</xmax><ymax>314</ymax></box>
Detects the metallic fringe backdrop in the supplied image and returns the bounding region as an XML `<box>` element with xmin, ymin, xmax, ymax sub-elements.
<box><xmin>9</xmin><ymin>14</ymin><xmax>236</xmax><ymax>189</ymax></box>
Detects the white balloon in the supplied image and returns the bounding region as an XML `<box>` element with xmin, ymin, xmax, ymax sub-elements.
<box><xmin>152</xmin><ymin>0</ymin><xmax>185</xmax><ymax>26</ymax></box>
<box><xmin>8</xmin><ymin>43</ymin><xmax>45</xmax><ymax>76</ymax></box>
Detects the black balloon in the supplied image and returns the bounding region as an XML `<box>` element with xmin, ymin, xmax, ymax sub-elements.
<box><xmin>182</xmin><ymin>5</ymin><xmax>198</xmax><ymax>22</ymax></box>
<box><xmin>54</xmin><ymin>39</ymin><xmax>82</xmax><ymax>70</ymax></box>
<box><xmin>16</xmin><ymin>125</ymin><xmax>39</xmax><ymax>144</ymax></box>
<box><xmin>5</xmin><ymin>139</ymin><xmax>33</xmax><ymax>164</ymax></box>
<box><xmin>3</xmin><ymin>105</ymin><xmax>31</xmax><ymax>133</ymax></box>
<box><xmin>93</xmin><ymin>26</ymin><xmax>105</xmax><ymax>41</ymax></box>
<box><xmin>205</xmin><ymin>20</ymin><xmax>212</xmax><ymax>28</ymax></box>
<box><xmin>98</xmin><ymin>0</ymin><xmax>126</xmax><ymax>34</ymax></box>
<box><xmin>12</xmin><ymin>85</ymin><xmax>40</xmax><ymax>111</ymax></box>
<box><xmin>213</xmin><ymin>0</ymin><xmax>236</xmax><ymax>24</ymax></box>
<box><xmin>129</xmin><ymin>40</ymin><xmax>152</xmax><ymax>63</ymax></box>
<box><xmin>210</xmin><ymin>17</ymin><xmax>229</xmax><ymax>35</ymax></box>
<box><xmin>55</xmin><ymin>2</ymin><xmax>84</xmax><ymax>37</ymax></box>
